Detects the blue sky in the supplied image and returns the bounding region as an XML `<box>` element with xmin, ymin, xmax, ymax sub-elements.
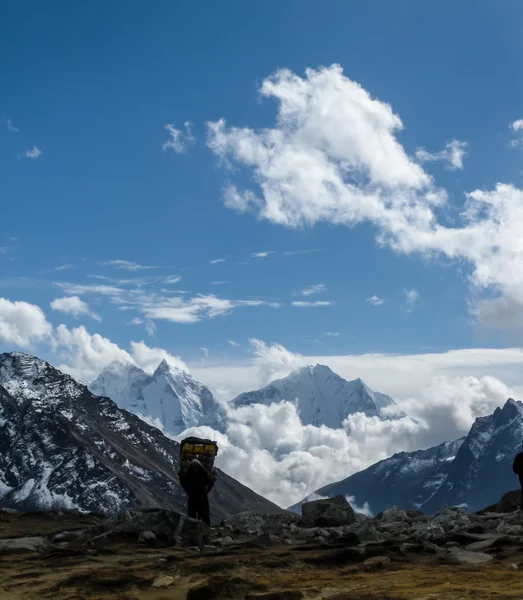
<box><xmin>2</xmin><ymin>0</ymin><xmax>523</xmax><ymax>387</ymax></box>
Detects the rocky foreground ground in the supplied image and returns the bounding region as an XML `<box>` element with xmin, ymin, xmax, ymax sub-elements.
<box><xmin>2</xmin><ymin>492</ymin><xmax>523</xmax><ymax>600</ymax></box>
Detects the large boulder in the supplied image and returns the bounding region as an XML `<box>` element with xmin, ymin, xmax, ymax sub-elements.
<box><xmin>379</xmin><ymin>506</ymin><xmax>409</xmax><ymax>523</ymax></box>
<box><xmin>0</xmin><ymin>536</ymin><xmax>51</xmax><ymax>555</ymax></box>
<box><xmin>301</xmin><ymin>496</ymin><xmax>357</xmax><ymax>528</ymax></box>
<box><xmin>432</xmin><ymin>507</ymin><xmax>471</xmax><ymax>532</ymax></box>
<box><xmin>478</xmin><ymin>490</ymin><xmax>520</xmax><ymax>514</ymax></box>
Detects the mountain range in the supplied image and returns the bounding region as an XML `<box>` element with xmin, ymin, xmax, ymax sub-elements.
<box><xmin>232</xmin><ymin>364</ymin><xmax>404</xmax><ymax>428</ymax></box>
<box><xmin>90</xmin><ymin>359</ymin><xmax>225</xmax><ymax>435</ymax></box>
<box><xmin>0</xmin><ymin>352</ymin><xmax>280</xmax><ymax>519</ymax></box>
<box><xmin>291</xmin><ymin>398</ymin><xmax>523</xmax><ymax>515</ymax></box>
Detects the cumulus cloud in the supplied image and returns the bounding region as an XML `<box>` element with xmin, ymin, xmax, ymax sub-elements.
<box><xmin>403</xmin><ymin>288</ymin><xmax>420</xmax><ymax>312</ymax></box>
<box><xmin>23</xmin><ymin>146</ymin><xmax>42</xmax><ymax>159</ymax></box>
<box><xmin>162</xmin><ymin>122</ymin><xmax>195</xmax><ymax>154</ymax></box>
<box><xmin>50</xmin><ymin>296</ymin><xmax>101</xmax><ymax>321</ymax></box>
<box><xmin>0</xmin><ymin>298</ymin><xmax>52</xmax><ymax>348</ymax></box>
<box><xmin>129</xmin><ymin>340</ymin><xmax>187</xmax><ymax>373</ymax></box>
<box><xmin>300</xmin><ymin>283</ymin><xmax>326</xmax><ymax>296</ymax></box>
<box><xmin>210</xmin><ymin>258</ymin><xmax>226</xmax><ymax>264</ymax></box>
<box><xmin>174</xmin><ymin>370</ymin><xmax>511</xmax><ymax>507</ymax></box>
<box><xmin>415</xmin><ymin>140</ymin><xmax>467</xmax><ymax>170</ymax></box>
<box><xmin>52</xmin><ymin>324</ymin><xmax>188</xmax><ymax>381</ymax></box>
<box><xmin>367</xmin><ymin>295</ymin><xmax>385</xmax><ymax>306</ymax></box>
<box><xmin>510</xmin><ymin>120</ymin><xmax>523</xmax><ymax>148</ymax></box>
<box><xmin>207</xmin><ymin>64</ymin><xmax>523</xmax><ymax>338</ymax></box>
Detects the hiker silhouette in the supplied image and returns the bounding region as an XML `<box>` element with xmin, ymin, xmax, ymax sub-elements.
<box><xmin>178</xmin><ymin>437</ymin><xmax>218</xmax><ymax>526</ymax></box>
<box><xmin>512</xmin><ymin>443</ymin><xmax>523</xmax><ymax>510</ymax></box>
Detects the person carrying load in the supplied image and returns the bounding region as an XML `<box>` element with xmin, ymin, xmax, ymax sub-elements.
<box><xmin>178</xmin><ymin>436</ymin><xmax>218</xmax><ymax>526</ymax></box>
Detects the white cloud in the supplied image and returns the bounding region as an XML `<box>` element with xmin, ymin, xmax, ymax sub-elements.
<box><xmin>210</xmin><ymin>258</ymin><xmax>226</xmax><ymax>264</ymax></box>
<box><xmin>0</xmin><ymin>248</ymin><xmax>8</xmax><ymax>255</ymax></box>
<box><xmin>206</xmin><ymin>64</ymin><xmax>523</xmax><ymax>336</ymax></box>
<box><xmin>0</xmin><ymin>298</ymin><xmax>52</xmax><ymax>348</ymax></box>
<box><xmin>415</xmin><ymin>140</ymin><xmax>468</xmax><ymax>170</ymax></box>
<box><xmin>284</xmin><ymin>249</ymin><xmax>318</xmax><ymax>256</ymax></box>
<box><xmin>228</xmin><ymin>339</ymin><xmax>240</xmax><ymax>347</ymax></box>
<box><xmin>102</xmin><ymin>260</ymin><xmax>159</xmax><ymax>272</ymax></box>
<box><xmin>50</xmin><ymin>296</ymin><xmax>101</xmax><ymax>321</ymax></box>
<box><xmin>301</xmin><ymin>283</ymin><xmax>326</xmax><ymax>296</ymax></box>
<box><xmin>366</xmin><ymin>295</ymin><xmax>385</xmax><ymax>306</ymax></box>
<box><xmin>292</xmin><ymin>300</ymin><xmax>332</xmax><ymax>307</ymax></box>
<box><xmin>53</xmin><ymin>264</ymin><xmax>74</xmax><ymax>272</ymax></box>
<box><xmin>162</xmin><ymin>275</ymin><xmax>181</xmax><ymax>284</ymax></box>
<box><xmin>130</xmin><ymin>340</ymin><xmax>187</xmax><ymax>373</ymax></box>
<box><xmin>224</xmin><ymin>186</ymin><xmax>261</xmax><ymax>213</ymax></box>
<box><xmin>403</xmin><ymin>288</ymin><xmax>420</xmax><ymax>312</ymax></box>
<box><xmin>251</xmin><ymin>251</ymin><xmax>273</xmax><ymax>258</ymax></box>
<box><xmin>52</xmin><ymin>325</ymin><xmax>188</xmax><ymax>381</ymax></box>
<box><xmin>7</xmin><ymin>119</ymin><xmax>19</xmax><ymax>133</ymax></box>
<box><xmin>58</xmin><ymin>281</ymin><xmax>279</xmax><ymax>325</ymax></box>
<box><xmin>510</xmin><ymin>120</ymin><xmax>523</xmax><ymax>148</ymax></box>
<box><xmin>325</xmin><ymin>331</ymin><xmax>339</xmax><ymax>337</ymax></box>
<box><xmin>201</xmin><ymin>347</ymin><xmax>209</xmax><ymax>358</ymax></box>
<box><xmin>212</xmin><ymin>281</ymin><xmax>227</xmax><ymax>285</ymax></box>
<box><xmin>177</xmin><ymin>370</ymin><xmax>512</xmax><ymax>508</ymax></box>
<box><xmin>162</xmin><ymin>122</ymin><xmax>195</xmax><ymax>154</ymax></box>
<box><xmin>24</xmin><ymin>146</ymin><xmax>42</xmax><ymax>159</ymax></box>
<box><xmin>130</xmin><ymin>317</ymin><xmax>143</xmax><ymax>325</ymax></box>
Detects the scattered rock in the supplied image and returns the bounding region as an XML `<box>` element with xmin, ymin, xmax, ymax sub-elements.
<box><xmin>363</xmin><ymin>555</ymin><xmax>392</xmax><ymax>571</ymax></box>
<box><xmin>511</xmin><ymin>563</ymin><xmax>519</xmax><ymax>570</ymax></box>
<box><xmin>496</xmin><ymin>521</ymin><xmax>523</xmax><ymax>536</ymax></box>
<box><xmin>433</xmin><ymin>507</ymin><xmax>471</xmax><ymax>532</ymax></box>
<box><xmin>379</xmin><ymin>506</ymin><xmax>409</xmax><ymax>523</ymax></box>
<box><xmin>466</xmin><ymin>536</ymin><xmax>504</xmax><ymax>552</ymax></box>
<box><xmin>52</xmin><ymin>531</ymin><xmax>83</xmax><ymax>543</ymax></box>
<box><xmin>415</xmin><ymin>522</ymin><xmax>446</xmax><ymax>543</ymax></box>
<box><xmin>0</xmin><ymin>536</ymin><xmax>51</xmax><ymax>555</ymax></box>
<box><xmin>301</xmin><ymin>496</ymin><xmax>357</xmax><ymax>528</ymax></box>
<box><xmin>479</xmin><ymin>489</ymin><xmax>520</xmax><ymax>514</ymax></box>
<box><xmin>222</xmin><ymin>536</ymin><xmax>234</xmax><ymax>546</ymax></box>
<box><xmin>79</xmin><ymin>509</ymin><xmax>209</xmax><ymax>548</ymax></box>
<box><xmin>245</xmin><ymin>592</ymin><xmax>304</xmax><ymax>600</ymax></box>
<box><xmin>444</xmin><ymin>548</ymin><xmax>494</xmax><ymax>566</ymax></box>
<box><xmin>138</xmin><ymin>530</ymin><xmax>157</xmax><ymax>544</ymax></box>
<box><xmin>152</xmin><ymin>575</ymin><xmax>174</xmax><ymax>588</ymax></box>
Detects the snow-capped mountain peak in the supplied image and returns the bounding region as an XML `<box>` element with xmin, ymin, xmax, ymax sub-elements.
<box><xmin>0</xmin><ymin>351</ymin><xmax>280</xmax><ymax>518</ymax></box>
<box><xmin>90</xmin><ymin>358</ymin><xmax>225</xmax><ymax>434</ymax></box>
<box><xmin>232</xmin><ymin>363</ymin><xmax>403</xmax><ymax>428</ymax></box>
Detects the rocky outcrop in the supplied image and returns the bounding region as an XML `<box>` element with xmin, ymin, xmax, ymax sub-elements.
<box><xmin>301</xmin><ymin>495</ymin><xmax>357</xmax><ymax>528</ymax></box>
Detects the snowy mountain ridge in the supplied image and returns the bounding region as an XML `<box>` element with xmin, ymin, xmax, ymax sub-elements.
<box><xmin>233</xmin><ymin>364</ymin><xmax>404</xmax><ymax>428</ymax></box>
<box><xmin>292</xmin><ymin>398</ymin><xmax>523</xmax><ymax>515</ymax></box>
<box><xmin>0</xmin><ymin>351</ymin><xmax>281</xmax><ymax>518</ymax></box>
<box><xmin>90</xmin><ymin>358</ymin><xmax>225</xmax><ymax>435</ymax></box>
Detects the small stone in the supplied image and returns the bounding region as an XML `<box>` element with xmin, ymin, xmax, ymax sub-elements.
<box><xmin>445</xmin><ymin>548</ymin><xmax>494</xmax><ymax>566</ymax></box>
<box><xmin>203</xmin><ymin>545</ymin><xmax>217</xmax><ymax>552</ymax></box>
<box><xmin>511</xmin><ymin>563</ymin><xmax>519</xmax><ymax>570</ymax></box>
<box><xmin>222</xmin><ymin>536</ymin><xmax>234</xmax><ymax>546</ymax></box>
<box><xmin>152</xmin><ymin>575</ymin><xmax>174</xmax><ymax>588</ymax></box>
<box><xmin>314</xmin><ymin>536</ymin><xmax>327</xmax><ymax>545</ymax></box>
<box><xmin>138</xmin><ymin>530</ymin><xmax>156</xmax><ymax>544</ymax></box>
<box><xmin>363</xmin><ymin>556</ymin><xmax>392</xmax><ymax>571</ymax></box>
